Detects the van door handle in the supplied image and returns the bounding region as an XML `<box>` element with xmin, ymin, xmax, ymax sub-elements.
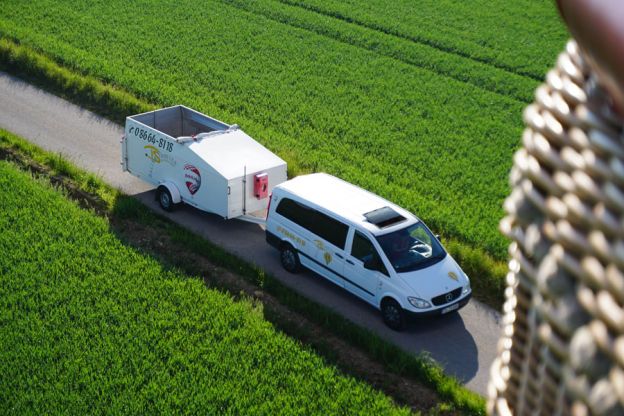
<box><xmin>346</xmin><ymin>259</ymin><xmax>354</xmax><ymax>265</ymax></box>
<box><xmin>334</xmin><ymin>253</ymin><xmax>343</xmax><ymax>259</ymax></box>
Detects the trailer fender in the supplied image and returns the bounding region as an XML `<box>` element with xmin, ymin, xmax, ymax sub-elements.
<box><xmin>157</xmin><ymin>181</ymin><xmax>182</xmax><ymax>204</ymax></box>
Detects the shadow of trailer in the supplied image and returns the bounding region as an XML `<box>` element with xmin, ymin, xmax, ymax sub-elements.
<box><xmin>121</xmin><ymin>105</ymin><xmax>286</xmax><ymax>224</ymax></box>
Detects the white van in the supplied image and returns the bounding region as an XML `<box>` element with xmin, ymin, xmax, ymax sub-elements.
<box><xmin>265</xmin><ymin>173</ymin><xmax>471</xmax><ymax>330</ymax></box>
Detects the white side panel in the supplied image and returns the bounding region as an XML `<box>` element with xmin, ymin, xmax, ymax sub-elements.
<box><xmin>227</xmin><ymin>180</ymin><xmax>244</xmax><ymax>219</ymax></box>
<box><xmin>182</xmin><ymin>151</ymin><xmax>228</xmax><ymax>217</ymax></box>
<box><xmin>227</xmin><ymin>163</ymin><xmax>287</xmax><ymax>218</ymax></box>
<box><xmin>124</xmin><ymin>118</ymin><xmax>179</xmax><ymax>187</ymax></box>
<box><xmin>124</xmin><ymin>117</ymin><xmax>228</xmax><ymax>217</ymax></box>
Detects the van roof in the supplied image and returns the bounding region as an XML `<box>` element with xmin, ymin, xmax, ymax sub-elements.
<box><xmin>275</xmin><ymin>173</ymin><xmax>417</xmax><ymax>234</ymax></box>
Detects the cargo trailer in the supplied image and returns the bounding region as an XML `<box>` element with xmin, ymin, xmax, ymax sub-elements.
<box><xmin>121</xmin><ymin>105</ymin><xmax>286</xmax><ymax>223</ymax></box>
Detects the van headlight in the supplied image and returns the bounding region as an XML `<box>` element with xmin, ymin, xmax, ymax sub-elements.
<box><xmin>408</xmin><ymin>297</ymin><xmax>431</xmax><ymax>309</ymax></box>
<box><xmin>462</xmin><ymin>283</ymin><xmax>471</xmax><ymax>295</ymax></box>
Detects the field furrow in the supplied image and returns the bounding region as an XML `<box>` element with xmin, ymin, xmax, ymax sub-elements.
<box><xmin>277</xmin><ymin>0</ymin><xmax>567</xmax><ymax>80</ymax></box>
<box><xmin>222</xmin><ymin>0</ymin><xmax>537</xmax><ymax>102</ymax></box>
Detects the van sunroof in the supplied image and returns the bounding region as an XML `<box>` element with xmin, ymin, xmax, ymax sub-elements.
<box><xmin>364</xmin><ymin>207</ymin><xmax>406</xmax><ymax>228</ymax></box>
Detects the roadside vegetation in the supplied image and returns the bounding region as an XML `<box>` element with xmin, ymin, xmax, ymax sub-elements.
<box><xmin>0</xmin><ymin>129</ymin><xmax>486</xmax><ymax>414</ymax></box>
<box><xmin>0</xmin><ymin>0</ymin><xmax>568</xmax><ymax>262</ymax></box>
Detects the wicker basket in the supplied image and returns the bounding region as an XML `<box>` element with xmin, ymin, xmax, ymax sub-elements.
<box><xmin>488</xmin><ymin>40</ymin><xmax>624</xmax><ymax>416</ymax></box>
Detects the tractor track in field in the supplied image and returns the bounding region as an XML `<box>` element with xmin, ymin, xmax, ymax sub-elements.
<box><xmin>275</xmin><ymin>0</ymin><xmax>543</xmax><ymax>82</ymax></box>
<box><xmin>220</xmin><ymin>0</ymin><xmax>538</xmax><ymax>102</ymax></box>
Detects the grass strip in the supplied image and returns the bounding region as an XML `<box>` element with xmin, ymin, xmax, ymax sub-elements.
<box><xmin>0</xmin><ymin>127</ymin><xmax>487</xmax><ymax>414</ymax></box>
<box><xmin>0</xmin><ymin>37</ymin><xmax>152</xmax><ymax>124</ymax></box>
<box><xmin>0</xmin><ymin>37</ymin><xmax>508</xmax><ymax>310</ymax></box>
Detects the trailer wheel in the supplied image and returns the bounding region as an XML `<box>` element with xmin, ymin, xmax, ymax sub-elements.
<box><xmin>157</xmin><ymin>186</ymin><xmax>175</xmax><ymax>212</ymax></box>
<box><xmin>381</xmin><ymin>298</ymin><xmax>405</xmax><ymax>331</ymax></box>
<box><xmin>280</xmin><ymin>243</ymin><xmax>301</xmax><ymax>273</ymax></box>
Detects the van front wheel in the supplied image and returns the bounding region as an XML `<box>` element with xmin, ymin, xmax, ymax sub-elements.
<box><xmin>280</xmin><ymin>244</ymin><xmax>301</xmax><ymax>273</ymax></box>
<box><xmin>381</xmin><ymin>298</ymin><xmax>405</xmax><ymax>331</ymax></box>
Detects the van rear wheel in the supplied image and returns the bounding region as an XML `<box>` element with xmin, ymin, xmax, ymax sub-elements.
<box><xmin>280</xmin><ymin>244</ymin><xmax>301</xmax><ymax>273</ymax></box>
<box><xmin>381</xmin><ymin>298</ymin><xmax>405</xmax><ymax>331</ymax></box>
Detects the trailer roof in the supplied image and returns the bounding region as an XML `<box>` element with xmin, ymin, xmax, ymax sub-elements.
<box><xmin>276</xmin><ymin>173</ymin><xmax>417</xmax><ymax>234</ymax></box>
<box><xmin>187</xmin><ymin>129</ymin><xmax>285</xmax><ymax>180</ymax></box>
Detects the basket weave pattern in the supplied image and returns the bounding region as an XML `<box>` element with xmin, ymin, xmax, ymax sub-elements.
<box><xmin>488</xmin><ymin>40</ymin><xmax>624</xmax><ymax>416</ymax></box>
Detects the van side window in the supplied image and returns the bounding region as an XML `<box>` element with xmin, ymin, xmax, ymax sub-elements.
<box><xmin>351</xmin><ymin>231</ymin><xmax>388</xmax><ymax>276</ymax></box>
<box><xmin>275</xmin><ymin>198</ymin><xmax>348</xmax><ymax>248</ymax></box>
<box><xmin>313</xmin><ymin>211</ymin><xmax>348</xmax><ymax>249</ymax></box>
<box><xmin>276</xmin><ymin>198</ymin><xmax>315</xmax><ymax>230</ymax></box>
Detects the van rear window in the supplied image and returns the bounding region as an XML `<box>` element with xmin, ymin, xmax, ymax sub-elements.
<box><xmin>276</xmin><ymin>198</ymin><xmax>348</xmax><ymax>248</ymax></box>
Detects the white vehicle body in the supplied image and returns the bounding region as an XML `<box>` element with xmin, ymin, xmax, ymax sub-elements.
<box><xmin>265</xmin><ymin>173</ymin><xmax>472</xmax><ymax>329</ymax></box>
<box><xmin>121</xmin><ymin>105</ymin><xmax>286</xmax><ymax>220</ymax></box>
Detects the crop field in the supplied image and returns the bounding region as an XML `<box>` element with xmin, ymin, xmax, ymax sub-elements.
<box><xmin>0</xmin><ymin>161</ymin><xmax>409</xmax><ymax>414</ymax></box>
<box><xmin>0</xmin><ymin>0</ymin><xmax>568</xmax><ymax>259</ymax></box>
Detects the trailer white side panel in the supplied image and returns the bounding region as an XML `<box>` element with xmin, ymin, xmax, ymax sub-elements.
<box><xmin>123</xmin><ymin>117</ymin><xmax>179</xmax><ymax>187</ymax></box>
<box><xmin>123</xmin><ymin>123</ymin><xmax>229</xmax><ymax>217</ymax></box>
<box><xmin>182</xmin><ymin>151</ymin><xmax>228</xmax><ymax>217</ymax></box>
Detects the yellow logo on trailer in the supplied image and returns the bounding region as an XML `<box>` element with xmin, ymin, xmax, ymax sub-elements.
<box><xmin>144</xmin><ymin>145</ymin><xmax>160</xmax><ymax>163</ymax></box>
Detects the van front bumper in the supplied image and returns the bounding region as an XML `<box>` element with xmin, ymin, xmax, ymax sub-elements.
<box><xmin>404</xmin><ymin>292</ymin><xmax>472</xmax><ymax>320</ymax></box>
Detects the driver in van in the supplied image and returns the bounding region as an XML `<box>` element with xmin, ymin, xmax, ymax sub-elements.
<box><xmin>389</xmin><ymin>229</ymin><xmax>413</xmax><ymax>261</ymax></box>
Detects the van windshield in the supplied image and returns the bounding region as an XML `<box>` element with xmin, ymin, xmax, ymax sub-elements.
<box><xmin>375</xmin><ymin>222</ymin><xmax>446</xmax><ymax>273</ymax></box>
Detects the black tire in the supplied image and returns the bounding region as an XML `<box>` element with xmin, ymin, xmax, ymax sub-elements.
<box><xmin>280</xmin><ymin>243</ymin><xmax>301</xmax><ymax>273</ymax></box>
<box><xmin>381</xmin><ymin>298</ymin><xmax>405</xmax><ymax>331</ymax></box>
<box><xmin>157</xmin><ymin>186</ymin><xmax>175</xmax><ymax>212</ymax></box>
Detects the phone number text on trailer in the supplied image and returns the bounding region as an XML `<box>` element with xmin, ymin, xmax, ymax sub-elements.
<box><xmin>128</xmin><ymin>126</ymin><xmax>174</xmax><ymax>152</ymax></box>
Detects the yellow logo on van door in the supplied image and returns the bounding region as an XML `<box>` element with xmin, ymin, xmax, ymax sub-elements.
<box><xmin>324</xmin><ymin>252</ymin><xmax>332</xmax><ymax>265</ymax></box>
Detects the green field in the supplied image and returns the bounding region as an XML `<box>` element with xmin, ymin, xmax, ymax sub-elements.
<box><xmin>0</xmin><ymin>160</ymin><xmax>409</xmax><ymax>414</ymax></box>
<box><xmin>0</xmin><ymin>0</ymin><xmax>568</xmax><ymax>259</ymax></box>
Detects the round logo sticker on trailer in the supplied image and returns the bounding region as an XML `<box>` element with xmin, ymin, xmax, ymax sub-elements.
<box><xmin>184</xmin><ymin>164</ymin><xmax>201</xmax><ymax>195</ymax></box>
